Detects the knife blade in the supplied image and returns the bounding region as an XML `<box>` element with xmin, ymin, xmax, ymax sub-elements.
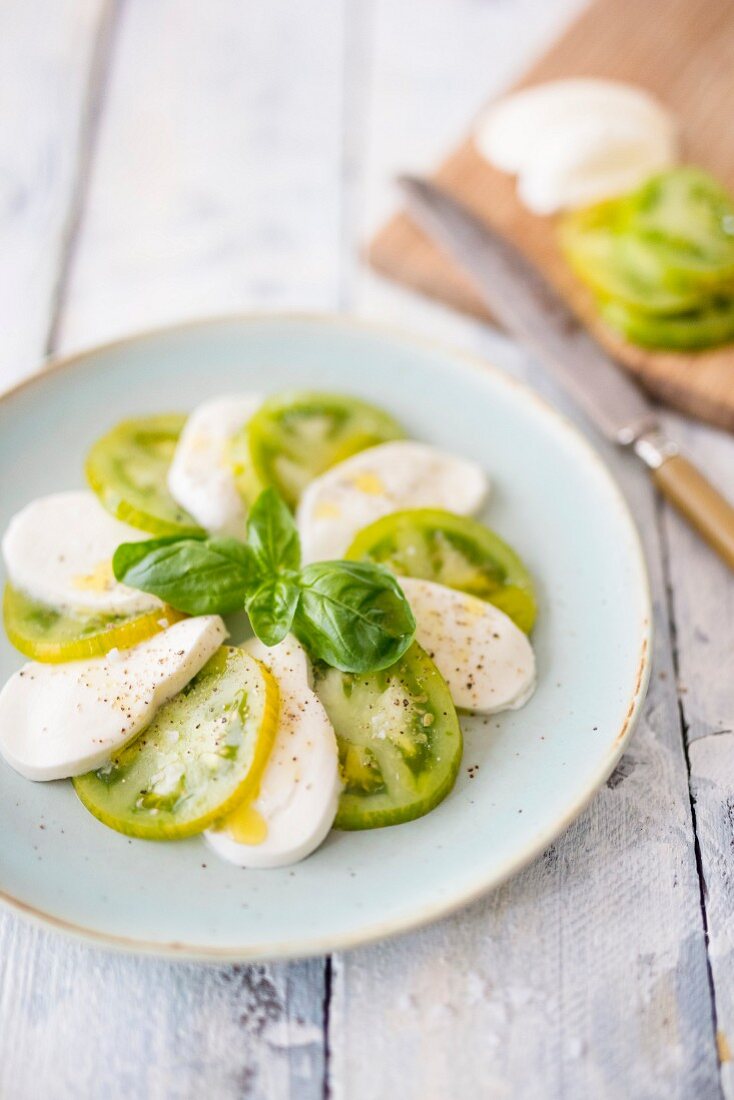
<box><xmin>399</xmin><ymin>175</ymin><xmax>734</xmax><ymax>572</ymax></box>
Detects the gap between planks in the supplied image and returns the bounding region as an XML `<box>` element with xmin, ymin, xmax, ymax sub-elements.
<box><xmin>655</xmin><ymin>461</ymin><xmax>724</xmax><ymax>1089</ymax></box>
<box><xmin>44</xmin><ymin>0</ymin><xmax>122</xmax><ymax>358</ymax></box>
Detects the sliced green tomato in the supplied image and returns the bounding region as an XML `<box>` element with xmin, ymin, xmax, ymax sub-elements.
<box><xmin>313</xmin><ymin>642</ymin><xmax>462</xmax><ymax>830</ymax></box>
<box><xmin>232</xmin><ymin>391</ymin><xmax>405</xmax><ymax>508</ymax></box>
<box><xmin>561</xmin><ymin>169</ymin><xmax>734</xmax><ymax>309</ymax></box>
<box><xmin>600</xmin><ymin>295</ymin><xmax>734</xmax><ymax>350</ymax></box>
<box><xmin>345</xmin><ymin>509</ymin><xmax>537</xmax><ymax>633</ymax></box>
<box><xmin>73</xmin><ymin>647</ymin><xmax>279</xmax><ymax>840</ymax></box>
<box><xmin>560</xmin><ymin>210</ymin><xmax>704</xmax><ymax>314</ymax></box>
<box><xmin>85</xmin><ymin>414</ymin><xmax>203</xmax><ymax>535</ymax></box>
<box><xmin>620</xmin><ymin>168</ymin><xmax>734</xmax><ymax>288</ymax></box>
<box><xmin>2</xmin><ymin>584</ymin><xmax>184</xmax><ymax>663</ymax></box>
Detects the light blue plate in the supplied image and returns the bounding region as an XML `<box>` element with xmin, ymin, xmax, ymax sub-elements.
<box><xmin>0</xmin><ymin>316</ymin><xmax>651</xmax><ymax>960</ymax></box>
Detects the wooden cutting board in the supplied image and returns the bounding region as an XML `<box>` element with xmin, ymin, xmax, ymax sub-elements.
<box><xmin>369</xmin><ymin>0</ymin><xmax>734</xmax><ymax>431</ymax></box>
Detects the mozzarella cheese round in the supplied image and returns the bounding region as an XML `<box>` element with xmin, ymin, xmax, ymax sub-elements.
<box><xmin>399</xmin><ymin>577</ymin><xmax>535</xmax><ymax>714</ymax></box>
<box><xmin>475</xmin><ymin>79</ymin><xmax>677</xmax><ymax>214</ymax></box>
<box><xmin>0</xmin><ymin>615</ymin><xmax>227</xmax><ymax>781</ymax></box>
<box><xmin>205</xmin><ymin>635</ymin><xmax>340</xmax><ymax>868</ymax></box>
<box><xmin>297</xmin><ymin>441</ymin><xmax>489</xmax><ymax>563</ymax></box>
<box><xmin>2</xmin><ymin>490</ymin><xmax>163</xmax><ymax>617</ymax></box>
<box><xmin>167</xmin><ymin>394</ymin><xmax>260</xmax><ymax>535</ymax></box>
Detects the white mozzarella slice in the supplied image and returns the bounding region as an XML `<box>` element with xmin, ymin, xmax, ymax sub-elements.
<box><xmin>517</xmin><ymin>117</ymin><xmax>674</xmax><ymax>215</ymax></box>
<box><xmin>205</xmin><ymin>635</ymin><xmax>340</xmax><ymax>868</ymax></box>
<box><xmin>475</xmin><ymin>78</ymin><xmax>677</xmax><ymax>213</ymax></box>
<box><xmin>0</xmin><ymin>616</ymin><xmax>227</xmax><ymax>781</ymax></box>
<box><xmin>167</xmin><ymin>394</ymin><xmax>260</xmax><ymax>535</ymax></box>
<box><xmin>399</xmin><ymin>577</ymin><xmax>535</xmax><ymax>714</ymax></box>
<box><xmin>2</xmin><ymin>490</ymin><xmax>162</xmax><ymax>617</ymax></box>
<box><xmin>476</xmin><ymin>80</ymin><xmax>675</xmax><ymax>173</ymax></box>
<box><xmin>297</xmin><ymin>441</ymin><xmax>489</xmax><ymax>563</ymax></box>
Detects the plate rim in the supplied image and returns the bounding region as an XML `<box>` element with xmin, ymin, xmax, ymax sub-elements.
<box><xmin>0</xmin><ymin>311</ymin><xmax>652</xmax><ymax>961</ymax></box>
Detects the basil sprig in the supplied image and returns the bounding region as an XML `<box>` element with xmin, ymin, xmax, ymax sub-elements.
<box><xmin>113</xmin><ymin>488</ymin><xmax>415</xmax><ymax>673</ymax></box>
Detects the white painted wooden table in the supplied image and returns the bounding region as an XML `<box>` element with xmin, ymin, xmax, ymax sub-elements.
<box><xmin>1</xmin><ymin>2</ymin><xmax>733</xmax><ymax>1096</ymax></box>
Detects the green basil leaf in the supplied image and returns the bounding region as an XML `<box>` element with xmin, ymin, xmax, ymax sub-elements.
<box><xmin>293</xmin><ymin>561</ymin><xmax>416</xmax><ymax>673</ymax></box>
<box><xmin>246</xmin><ymin>576</ymin><xmax>301</xmax><ymax>648</ymax></box>
<box><xmin>113</xmin><ymin>536</ymin><xmax>262</xmax><ymax>616</ymax></box>
<box><xmin>246</xmin><ymin>487</ymin><xmax>301</xmax><ymax>575</ymax></box>
<box><xmin>112</xmin><ymin>533</ymin><xmax>206</xmax><ymax>576</ymax></box>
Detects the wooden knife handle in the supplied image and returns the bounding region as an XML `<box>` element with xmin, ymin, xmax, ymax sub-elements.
<box><xmin>653</xmin><ymin>453</ymin><xmax>734</xmax><ymax>570</ymax></box>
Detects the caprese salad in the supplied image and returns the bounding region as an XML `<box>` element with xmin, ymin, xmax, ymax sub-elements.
<box><xmin>0</xmin><ymin>390</ymin><xmax>538</xmax><ymax>867</ymax></box>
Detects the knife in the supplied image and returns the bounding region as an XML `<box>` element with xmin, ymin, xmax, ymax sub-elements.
<box><xmin>399</xmin><ymin>175</ymin><xmax>734</xmax><ymax>572</ymax></box>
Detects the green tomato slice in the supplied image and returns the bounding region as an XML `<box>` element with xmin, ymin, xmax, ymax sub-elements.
<box><xmin>599</xmin><ymin>294</ymin><xmax>734</xmax><ymax>350</ymax></box>
<box><xmin>345</xmin><ymin>508</ymin><xmax>537</xmax><ymax>633</ymax></box>
<box><xmin>2</xmin><ymin>584</ymin><xmax>184</xmax><ymax>663</ymax></box>
<box><xmin>621</xmin><ymin>168</ymin><xmax>734</xmax><ymax>287</ymax></box>
<box><xmin>313</xmin><ymin>642</ymin><xmax>462</xmax><ymax>830</ymax></box>
<box><xmin>561</xmin><ymin>169</ymin><xmax>734</xmax><ymax>313</ymax></box>
<box><xmin>232</xmin><ymin>391</ymin><xmax>405</xmax><ymax>508</ymax></box>
<box><xmin>560</xmin><ymin>208</ymin><xmax>703</xmax><ymax>314</ymax></box>
<box><xmin>86</xmin><ymin>414</ymin><xmax>203</xmax><ymax>535</ymax></box>
<box><xmin>73</xmin><ymin>647</ymin><xmax>279</xmax><ymax>840</ymax></box>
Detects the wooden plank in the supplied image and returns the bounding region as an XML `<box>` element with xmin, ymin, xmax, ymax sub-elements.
<box><xmin>55</xmin><ymin>0</ymin><xmax>347</xmax><ymax>354</ymax></box>
<box><xmin>0</xmin><ymin>0</ymin><xmax>112</xmax><ymax>1021</ymax></box>
<box><xmin>332</xmin><ymin>0</ymin><xmax>723</xmax><ymax>1093</ymax></box>
<box><xmin>356</xmin><ymin>0</ymin><xmax>586</xmax><ymax>240</ymax></box>
<box><xmin>0</xmin><ymin>0</ymin><xmax>110</xmax><ymax>389</ymax></box>
<box><xmin>0</xmin><ymin>921</ymin><xmax>325</xmax><ymax>1100</ymax></box>
<box><xmin>368</xmin><ymin>0</ymin><xmax>734</xmax><ymax>433</ymax></box>
<box><xmin>660</xmin><ymin>413</ymin><xmax>734</xmax><ymax>1099</ymax></box>
<box><xmin>688</xmin><ymin>734</ymin><xmax>734</xmax><ymax>1099</ymax></box>
<box><xmin>0</xmin><ymin>1</ymin><xmax>348</xmax><ymax>1097</ymax></box>
<box><xmin>660</xmin><ymin>417</ymin><xmax>734</xmax><ymax>745</ymax></box>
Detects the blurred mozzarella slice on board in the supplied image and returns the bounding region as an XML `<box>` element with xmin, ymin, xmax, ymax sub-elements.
<box><xmin>2</xmin><ymin>490</ymin><xmax>162</xmax><ymax>617</ymax></box>
<box><xmin>475</xmin><ymin>79</ymin><xmax>677</xmax><ymax>214</ymax></box>
<box><xmin>399</xmin><ymin>577</ymin><xmax>536</xmax><ymax>714</ymax></box>
<box><xmin>205</xmin><ymin>635</ymin><xmax>340</xmax><ymax>868</ymax></box>
<box><xmin>168</xmin><ymin>394</ymin><xmax>260</xmax><ymax>535</ymax></box>
<box><xmin>297</xmin><ymin>441</ymin><xmax>489</xmax><ymax>563</ymax></box>
<box><xmin>0</xmin><ymin>616</ymin><xmax>227</xmax><ymax>781</ymax></box>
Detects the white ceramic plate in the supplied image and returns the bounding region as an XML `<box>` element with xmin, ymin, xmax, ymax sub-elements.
<box><xmin>0</xmin><ymin>315</ymin><xmax>651</xmax><ymax>959</ymax></box>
